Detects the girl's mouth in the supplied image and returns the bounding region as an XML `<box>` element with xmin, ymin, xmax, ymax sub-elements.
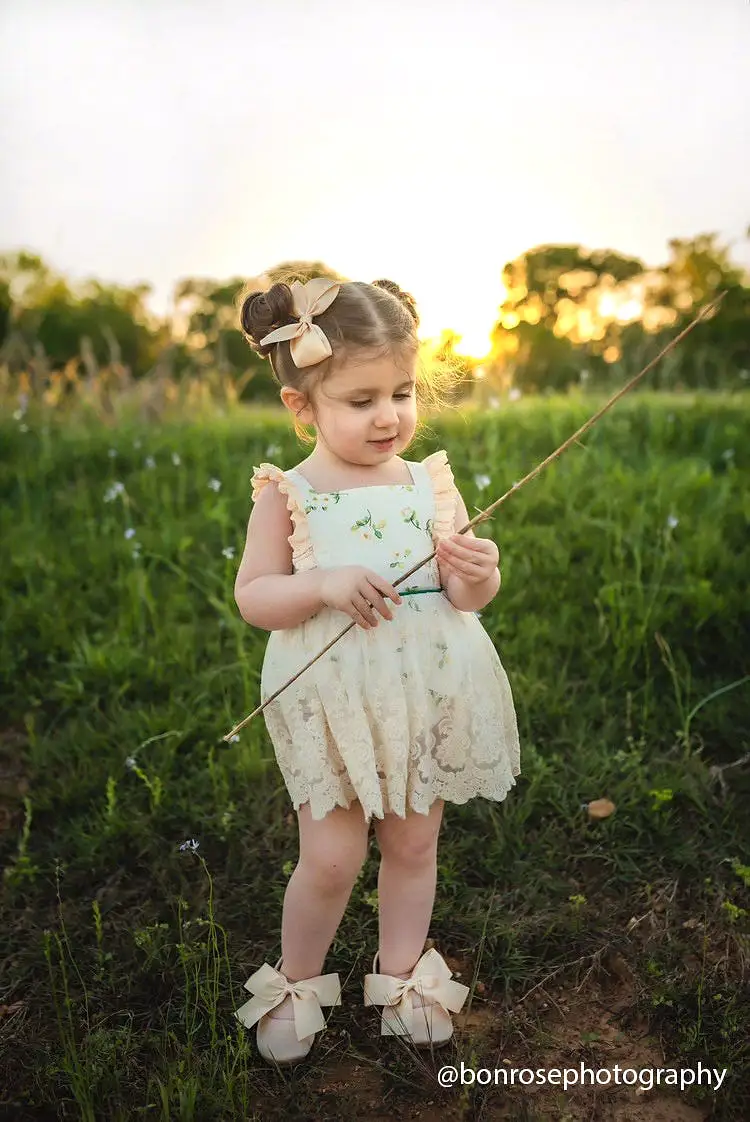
<box><xmin>370</xmin><ymin>438</ymin><xmax>396</xmax><ymax>449</ymax></box>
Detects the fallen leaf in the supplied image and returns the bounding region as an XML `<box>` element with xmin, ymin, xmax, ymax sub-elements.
<box><xmin>587</xmin><ymin>798</ymin><xmax>616</xmax><ymax>819</ymax></box>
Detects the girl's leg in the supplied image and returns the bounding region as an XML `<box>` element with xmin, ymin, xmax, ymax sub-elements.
<box><xmin>373</xmin><ymin>799</ymin><xmax>444</xmax><ymax>976</ymax></box>
<box><xmin>278</xmin><ymin>799</ymin><xmax>370</xmax><ymax>982</ymax></box>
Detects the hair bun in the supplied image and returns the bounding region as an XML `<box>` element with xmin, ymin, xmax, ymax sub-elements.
<box><xmin>239</xmin><ymin>282</ymin><xmax>296</xmax><ymax>356</ymax></box>
<box><xmin>371</xmin><ymin>278</ymin><xmax>420</xmax><ymax>328</ymax></box>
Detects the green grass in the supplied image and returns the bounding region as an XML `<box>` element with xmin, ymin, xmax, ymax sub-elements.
<box><xmin>1</xmin><ymin>392</ymin><xmax>749</xmax><ymax>1121</ymax></box>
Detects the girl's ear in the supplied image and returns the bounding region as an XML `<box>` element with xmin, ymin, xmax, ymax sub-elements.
<box><xmin>280</xmin><ymin>387</ymin><xmax>315</xmax><ymax>424</ymax></box>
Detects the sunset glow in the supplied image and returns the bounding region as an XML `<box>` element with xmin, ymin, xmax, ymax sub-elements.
<box><xmin>2</xmin><ymin>3</ymin><xmax>748</xmax><ymax>369</ymax></box>
<box><xmin>414</xmin><ymin>279</ymin><xmax>509</xmax><ymax>360</ymax></box>
<box><xmin>597</xmin><ymin>291</ymin><xmax>644</xmax><ymax>324</ymax></box>
<box><xmin>446</xmin><ymin>325</ymin><xmax>496</xmax><ymax>361</ymax></box>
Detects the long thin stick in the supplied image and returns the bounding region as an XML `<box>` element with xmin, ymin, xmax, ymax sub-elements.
<box><xmin>222</xmin><ymin>292</ymin><xmax>724</xmax><ymax>742</ymax></box>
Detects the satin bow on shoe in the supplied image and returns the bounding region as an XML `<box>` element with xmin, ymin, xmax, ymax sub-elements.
<box><xmin>235</xmin><ymin>961</ymin><xmax>342</xmax><ymax>1041</ymax></box>
<box><xmin>364</xmin><ymin>948</ymin><xmax>469</xmax><ymax>1039</ymax></box>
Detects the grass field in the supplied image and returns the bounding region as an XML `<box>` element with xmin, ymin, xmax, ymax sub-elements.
<box><xmin>1</xmin><ymin>392</ymin><xmax>749</xmax><ymax>1122</ymax></box>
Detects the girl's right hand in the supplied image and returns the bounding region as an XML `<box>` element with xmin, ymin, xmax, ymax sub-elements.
<box><xmin>319</xmin><ymin>566</ymin><xmax>403</xmax><ymax>630</ymax></box>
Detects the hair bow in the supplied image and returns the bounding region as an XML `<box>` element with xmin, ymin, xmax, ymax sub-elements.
<box><xmin>259</xmin><ymin>277</ymin><xmax>341</xmax><ymax>368</ymax></box>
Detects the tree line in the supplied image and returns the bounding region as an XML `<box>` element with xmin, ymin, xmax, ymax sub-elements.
<box><xmin>1</xmin><ymin>230</ymin><xmax>748</xmax><ymax>403</ymax></box>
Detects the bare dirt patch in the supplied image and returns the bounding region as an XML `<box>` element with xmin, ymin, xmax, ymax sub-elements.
<box><xmin>249</xmin><ymin>960</ymin><xmax>717</xmax><ymax>1121</ymax></box>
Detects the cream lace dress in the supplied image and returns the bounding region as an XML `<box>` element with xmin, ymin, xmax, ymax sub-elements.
<box><xmin>250</xmin><ymin>449</ymin><xmax>521</xmax><ymax>822</ymax></box>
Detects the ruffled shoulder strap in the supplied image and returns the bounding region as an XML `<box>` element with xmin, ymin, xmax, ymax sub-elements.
<box><xmin>422</xmin><ymin>449</ymin><xmax>457</xmax><ymax>542</ymax></box>
<box><xmin>249</xmin><ymin>463</ymin><xmax>316</xmax><ymax>572</ymax></box>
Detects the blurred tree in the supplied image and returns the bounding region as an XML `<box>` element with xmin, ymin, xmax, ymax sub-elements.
<box><xmin>0</xmin><ymin>276</ymin><xmax>10</xmax><ymax>348</ymax></box>
<box><xmin>499</xmin><ymin>320</ymin><xmax>582</xmax><ymax>393</ymax></box>
<box><xmin>635</xmin><ymin>233</ymin><xmax>750</xmax><ymax>389</ymax></box>
<box><xmin>498</xmin><ymin>244</ymin><xmax>645</xmax><ymax>332</ymax></box>
<box><xmin>488</xmin><ymin>244</ymin><xmax>646</xmax><ymax>391</ymax></box>
<box><xmin>0</xmin><ymin>251</ymin><xmax>166</xmax><ymax>377</ymax></box>
<box><xmin>488</xmin><ymin>233</ymin><xmax>749</xmax><ymax>393</ymax></box>
<box><xmin>2</xmin><ymin>241</ymin><xmax>746</xmax><ymax>400</ymax></box>
<box><xmin>645</xmin><ymin>232</ymin><xmax>745</xmax><ymax>313</ymax></box>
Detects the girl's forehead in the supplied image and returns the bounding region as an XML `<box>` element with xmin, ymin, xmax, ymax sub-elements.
<box><xmin>328</xmin><ymin>353</ymin><xmax>415</xmax><ymax>389</ymax></box>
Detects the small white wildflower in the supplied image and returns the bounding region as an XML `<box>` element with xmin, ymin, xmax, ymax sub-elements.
<box><xmin>133</xmin><ymin>438</ymin><xmax>142</xmax><ymax>449</ymax></box>
<box><xmin>208</xmin><ymin>478</ymin><xmax>221</xmax><ymax>492</ymax></box>
<box><xmin>13</xmin><ymin>409</ymin><xmax>23</xmax><ymax>421</ymax></box>
<box><xmin>132</xmin><ymin>547</ymin><xmax>141</xmax><ymax>560</ymax></box>
<box><xmin>266</xmin><ymin>443</ymin><xmax>282</xmax><ymax>457</ymax></box>
<box><xmin>474</xmin><ymin>474</ymin><xmax>491</xmax><ymax>490</ymax></box>
<box><xmin>124</xmin><ymin>527</ymin><xmax>136</xmax><ymax>540</ymax></box>
<box><xmin>125</xmin><ymin>756</ymin><xmax>137</xmax><ymax>770</ymax></box>
<box><xmin>722</xmin><ymin>449</ymin><xmax>734</xmax><ymax>461</ymax></box>
<box><xmin>579</xmin><ymin>369</ymin><xmax>590</xmax><ymax>383</ymax></box>
<box><xmin>228</xmin><ymin>733</ymin><xmax>240</xmax><ymax>743</ymax></box>
<box><xmin>104</xmin><ymin>481</ymin><xmax>125</xmax><ymax>503</ymax></box>
<box><xmin>666</xmin><ymin>514</ymin><xmax>679</xmax><ymax>530</ymax></box>
<box><xmin>145</xmin><ymin>455</ymin><xmax>156</xmax><ymax>469</ymax></box>
<box><xmin>108</xmin><ymin>448</ymin><xmax>117</xmax><ymax>459</ymax></box>
<box><xmin>19</xmin><ymin>423</ymin><xmax>28</xmax><ymax>432</ymax></box>
<box><xmin>222</xmin><ymin>546</ymin><xmax>235</xmax><ymax>559</ymax></box>
<box><xmin>179</xmin><ymin>838</ymin><xmax>200</xmax><ymax>852</ymax></box>
<box><xmin>172</xmin><ymin>452</ymin><xmax>181</xmax><ymax>466</ymax></box>
<box><xmin>508</xmin><ymin>387</ymin><xmax>522</xmax><ymax>401</ymax></box>
<box><xmin>488</xmin><ymin>396</ymin><xmax>500</xmax><ymax>409</ymax></box>
<box><xmin>739</xmin><ymin>369</ymin><xmax>749</xmax><ymax>381</ymax></box>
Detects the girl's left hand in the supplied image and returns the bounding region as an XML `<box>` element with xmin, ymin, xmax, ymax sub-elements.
<box><xmin>436</xmin><ymin>534</ymin><xmax>499</xmax><ymax>586</ymax></box>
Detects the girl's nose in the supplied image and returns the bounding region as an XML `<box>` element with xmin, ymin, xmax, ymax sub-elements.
<box><xmin>376</xmin><ymin>404</ymin><xmax>399</xmax><ymax>426</ymax></box>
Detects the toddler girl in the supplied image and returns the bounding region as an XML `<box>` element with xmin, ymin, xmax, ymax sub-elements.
<box><xmin>232</xmin><ymin>274</ymin><xmax>520</xmax><ymax>1065</ymax></box>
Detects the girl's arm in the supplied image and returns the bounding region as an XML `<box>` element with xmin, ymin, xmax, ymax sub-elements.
<box><xmin>234</xmin><ymin>482</ymin><xmax>327</xmax><ymax>631</ymax></box>
<box><xmin>443</xmin><ymin>568</ymin><xmax>501</xmax><ymax>613</ymax></box>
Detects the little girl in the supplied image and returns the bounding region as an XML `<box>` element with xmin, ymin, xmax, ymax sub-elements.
<box><xmin>232</xmin><ymin>274</ymin><xmax>521</xmax><ymax>1065</ymax></box>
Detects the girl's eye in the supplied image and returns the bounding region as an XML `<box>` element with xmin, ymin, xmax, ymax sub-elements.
<box><xmin>351</xmin><ymin>393</ymin><xmax>412</xmax><ymax>409</ymax></box>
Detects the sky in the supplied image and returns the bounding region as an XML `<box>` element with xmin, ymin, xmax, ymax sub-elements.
<box><xmin>1</xmin><ymin>0</ymin><xmax>749</xmax><ymax>358</ymax></box>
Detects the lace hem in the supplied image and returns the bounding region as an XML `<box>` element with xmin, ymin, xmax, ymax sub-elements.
<box><xmin>289</xmin><ymin>771</ymin><xmax>520</xmax><ymax>823</ymax></box>
<box><xmin>250</xmin><ymin>463</ymin><xmax>317</xmax><ymax>572</ymax></box>
<box><xmin>422</xmin><ymin>450</ymin><xmax>456</xmax><ymax>543</ymax></box>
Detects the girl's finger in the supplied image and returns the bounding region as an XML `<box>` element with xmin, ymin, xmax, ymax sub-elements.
<box><xmin>445</xmin><ymin>542</ymin><xmax>488</xmax><ymax>562</ymax></box>
<box><xmin>445</xmin><ymin>555</ymin><xmax>490</xmax><ymax>577</ymax></box>
<box><xmin>452</xmin><ymin>536</ymin><xmax>492</xmax><ymax>553</ymax></box>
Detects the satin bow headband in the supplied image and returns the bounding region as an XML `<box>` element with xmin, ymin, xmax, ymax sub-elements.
<box><xmin>259</xmin><ymin>277</ymin><xmax>341</xmax><ymax>369</ymax></box>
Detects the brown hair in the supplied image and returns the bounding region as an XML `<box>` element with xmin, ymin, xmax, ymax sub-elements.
<box><xmin>237</xmin><ymin>269</ymin><xmax>464</xmax><ymax>444</ymax></box>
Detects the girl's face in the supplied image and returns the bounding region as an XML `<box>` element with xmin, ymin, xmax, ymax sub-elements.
<box><xmin>281</xmin><ymin>352</ymin><xmax>418</xmax><ymax>469</ymax></box>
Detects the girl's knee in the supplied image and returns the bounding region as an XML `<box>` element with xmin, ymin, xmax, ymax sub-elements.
<box><xmin>384</xmin><ymin>832</ymin><xmax>439</xmax><ymax>869</ymax></box>
<box><xmin>299</xmin><ymin>845</ymin><xmax>366</xmax><ymax>893</ymax></box>
<box><xmin>296</xmin><ymin>802</ymin><xmax>369</xmax><ymax>893</ymax></box>
<box><xmin>376</xmin><ymin>807</ymin><xmax>443</xmax><ymax>868</ymax></box>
